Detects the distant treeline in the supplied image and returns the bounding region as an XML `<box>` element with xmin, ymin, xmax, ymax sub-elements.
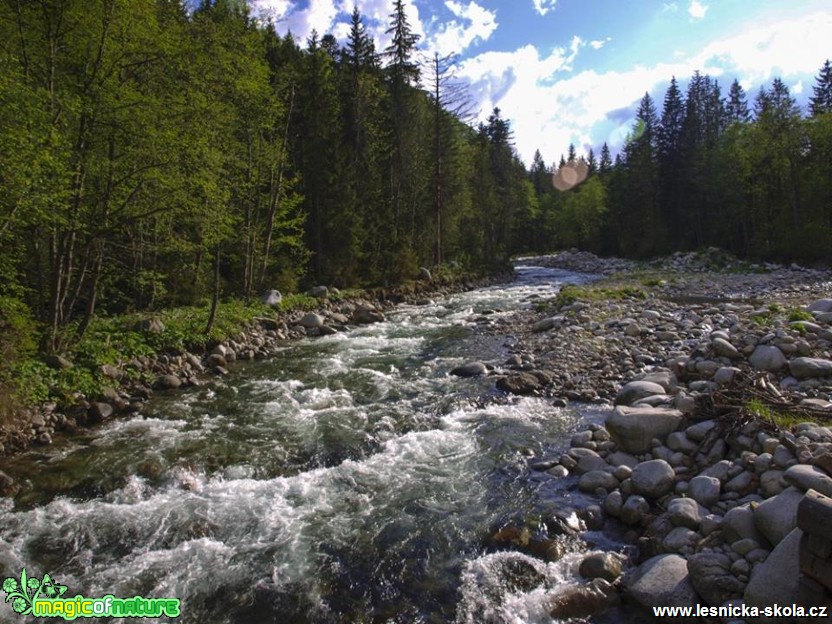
<box><xmin>1</xmin><ymin>0</ymin><xmax>831</xmax><ymax>355</ymax></box>
<box><xmin>532</xmin><ymin>64</ymin><xmax>832</xmax><ymax>264</ymax></box>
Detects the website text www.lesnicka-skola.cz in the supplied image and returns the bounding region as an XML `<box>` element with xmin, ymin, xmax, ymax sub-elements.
<box><xmin>653</xmin><ymin>604</ymin><xmax>829</xmax><ymax>619</ymax></box>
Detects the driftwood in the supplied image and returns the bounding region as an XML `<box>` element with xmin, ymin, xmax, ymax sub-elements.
<box><xmin>699</xmin><ymin>371</ymin><xmax>832</xmax><ymax>427</ymax></box>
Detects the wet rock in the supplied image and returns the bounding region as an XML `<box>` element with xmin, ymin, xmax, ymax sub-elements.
<box><xmin>626</xmin><ymin>554</ymin><xmax>698</xmax><ymax>613</ymax></box>
<box><xmin>87</xmin><ymin>402</ymin><xmax>114</xmax><ymax>424</ymax></box>
<box><xmin>578</xmin><ymin>470</ymin><xmax>619</xmax><ymax>493</ymax></box>
<box><xmin>789</xmin><ymin>357</ymin><xmax>832</xmax><ymax>379</ymax></box>
<box><xmin>299</xmin><ymin>313</ymin><xmax>325</xmax><ymax>329</ymax></box>
<box><xmin>631</xmin><ymin>459</ymin><xmax>675</xmax><ymax>498</ymax></box>
<box><xmin>548</xmin><ymin>578</ymin><xmax>619</xmax><ymax>621</ymax></box>
<box><xmin>155</xmin><ymin>374</ymin><xmax>182</xmax><ymax>390</ymax></box>
<box><xmin>0</xmin><ymin>471</ymin><xmax>20</xmax><ymax>497</ymax></box>
<box><xmin>687</xmin><ymin>552</ymin><xmax>746</xmax><ymax>607</ymax></box>
<box><xmin>351</xmin><ymin>306</ymin><xmax>385</xmax><ymax>324</ymax></box>
<box><xmin>621</xmin><ymin>495</ymin><xmax>650</xmax><ymax>525</ymax></box>
<box><xmin>496</xmin><ymin>373</ymin><xmax>541</xmax><ymax>395</ymax></box>
<box><xmin>451</xmin><ymin>362</ymin><xmax>488</xmax><ymax>377</ymax></box>
<box><xmin>605</xmin><ymin>406</ymin><xmax>683</xmax><ymax>454</ymax></box>
<box><xmin>579</xmin><ymin>553</ymin><xmax>623</xmax><ymax>582</ymax></box>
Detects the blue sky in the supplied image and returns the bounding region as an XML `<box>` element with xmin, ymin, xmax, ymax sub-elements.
<box><xmin>248</xmin><ymin>0</ymin><xmax>832</xmax><ymax>165</ymax></box>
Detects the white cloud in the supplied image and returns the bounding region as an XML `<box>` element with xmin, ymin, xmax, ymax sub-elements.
<box><xmin>662</xmin><ymin>2</ymin><xmax>678</xmax><ymax>13</ymax></box>
<box><xmin>531</xmin><ymin>0</ymin><xmax>557</xmax><ymax>16</ymax></box>
<box><xmin>589</xmin><ymin>38</ymin><xmax>610</xmax><ymax>50</ymax></box>
<box><xmin>792</xmin><ymin>80</ymin><xmax>804</xmax><ymax>95</ymax></box>
<box><xmin>688</xmin><ymin>0</ymin><xmax>708</xmax><ymax>20</ymax></box>
<box><xmin>459</xmin><ymin>10</ymin><xmax>832</xmax><ymax>165</ymax></box>
<box><xmin>250</xmin><ymin>0</ymin><xmax>294</xmax><ymax>21</ymax></box>
<box><xmin>428</xmin><ymin>1</ymin><xmax>498</xmax><ymax>56</ymax></box>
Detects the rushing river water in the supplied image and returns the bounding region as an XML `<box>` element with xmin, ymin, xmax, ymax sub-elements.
<box><xmin>0</xmin><ymin>266</ymin><xmax>628</xmax><ymax>624</ymax></box>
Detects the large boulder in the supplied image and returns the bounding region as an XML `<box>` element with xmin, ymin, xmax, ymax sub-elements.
<box><xmin>631</xmin><ymin>459</ymin><xmax>676</xmax><ymax>499</ymax></box>
<box><xmin>753</xmin><ymin>486</ymin><xmax>803</xmax><ymax>546</ymax></box>
<box><xmin>807</xmin><ymin>299</ymin><xmax>832</xmax><ymax>313</ymax></box>
<box><xmin>614</xmin><ymin>380</ymin><xmax>667</xmax><ymax>406</ymax></box>
<box><xmin>299</xmin><ymin>313</ymin><xmax>325</xmax><ymax>329</ymax></box>
<box><xmin>626</xmin><ymin>554</ymin><xmax>698</xmax><ymax>612</ymax></box>
<box><xmin>744</xmin><ymin>528</ymin><xmax>802</xmax><ymax>615</ymax></box>
<box><xmin>722</xmin><ymin>503</ymin><xmax>764</xmax><ymax>544</ymax></box>
<box><xmin>687</xmin><ymin>552</ymin><xmax>746</xmax><ymax>607</ymax></box>
<box><xmin>605</xmin><ymin>406</ymin><xmax>683</xmax><ymax>454</ymax></box>
<box><xmin>352</xmin><ymin>306</ymin><xmax>385</xmax><ymax>324</ymax></box>
<box><xmin>548</xmin><ymin>578</ymin><xmax>619</xmax><ymax>621</ymax></box>
<box><xmin>789</xmin><ymin>357</ymin><xmax>832</xmax><ymax>379</ymax></box>
<box><xmin>579</xmin><ymin>552</ymin><xmax>623</xmax><ymax>583</ymax></box>
<box><xmin>748</xmin><ymin>345</ymin><xmax>787</xmax><ymax>372</ymax></box>
<box><xmin>783</xmin><ymin>464</ymin><xmax>832</xmax><ymax>497</ymax></box>
<box><xmin>261</xmin><ymin>289</ymin><xmax>282</xmax><ymax>307</ymax></box>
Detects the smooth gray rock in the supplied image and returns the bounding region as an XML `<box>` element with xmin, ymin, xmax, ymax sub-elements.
<box><xmin>714</xmin><ymin>366</ymin><xmax>741</xmax><ymax>386</ymax></box>
<box><xmin>261</xmin><ymin>289</ymin><xmax>282</xmax><ymax>307</ymax></box>
<box><xmin>687</xmin><ymin>552</ymin><xmax>746</xmax><ymax>607</ymax></box>
<box><xmin>533</xmin><ymin>317</ymin><xmax>558</xmax><ymax>332</ymax></box>
<box><xmin>668</xmin><ymin>497</ymin><xmax>706</xmax><ymax>529</ymax></box>
<box><xmin>299</xmin><ymin>312</ymin><xmax>325</xmax><ymax>329</ymax></box>
<box><xmin>712</xmin><ymin>337</ymin><xmax>740</xmax><ymax>359</ymax></box>
<box><xmin>685</xmin><ymin>420</ymin><xmax>716</xmax><ymax>443</ymax></box>
<box><xmin>626</xmin><ymin>554</ymin><xmax>698</xmax><ymax>610</ymax></box>
<box><xmin>614</xmin><ymin>380</ymin><xmax>667</xmax><ymax>406</ymax></box>
<box><xmin>722</xmin><ymin>504</ymin><xmax>764</xmax><ymax>544</ymax></box>
<box><xmin>688</xmin><ymin>475</ymin><xmax>721</xmax><ymax>506</ymax></box>
<box><xmin>450</xmin><ymin>362</ymin><xmax>488</xmax><ymax>377</ymax></box>
<box><xmin>578</xmin><ymin>470</ymin><xmax>619</xmax><ymax>493</ymax></box>
<box><xmin>631</xmin><ymin>459</ymin><xmax>676</xmax><ymax>499</ymax></box>
<box><xmin>748</xmin><ymin>345</ymin><xmax>787</xmax><ymax>372</ymax></box>
<box><xmin>789</xmin><ymin>357</ymin><xmax>832</xmax><ymax>379</ymax></box>
<box><xmin>783</xmin><ymin>464</ymin><xmax>832</xmax><ymax>497</ymax></box>
<box><xmin>579</xmin><ymin>552</ymin><xmax>623</xmax><ymax>583</ymax></box>
<box><xmin>662</xmin><ymin>526</ymin><xmax>698</xmax><ymax>552</ymax></box>
<box><xmin>807</xmin><ymin>298</ymin><xmax>832</xmax><ymax>313</ymax></box>
<box><xmin>621</xmin><ymin>494</ymin><xmax>650</xmax><ymax>525</ymax></box>
<box><xmin>155</xmin><ymin>374</ymin><xmax>181</xmax><ymax>390</ymax></box>
<box><xmin>744</xmin><ymin>528</ymin><xmax>802</xmax><ymax>615</ymax></box>
<box><xmin>605</xmin><ymin>406</ymin><xmax>683</xmax><ymax>454</ymax></box>
<box><xmin>639</xmin><ymin>370</ymin><xmax>679</xmax><ymax>393</ymax></box>
<box><xmin>88</xmin><ymin>402</ymin><xmax>114</xmax><ymax>424</ymax></box>
<box><xmin>309</xmin><ymin>285</ymin><xmax>329</xmax><ymax>298</ymax></box>
<box><xmin>753</xmin><ymin>486</ymin><xmax>802</xmax><ymax>546</ymax></box>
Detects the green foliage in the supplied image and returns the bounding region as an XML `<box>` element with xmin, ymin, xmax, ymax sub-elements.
<box><xmin>788</xmin><ymin>308</ymin><xmax>814</xmax><ymax>322</ymax></box>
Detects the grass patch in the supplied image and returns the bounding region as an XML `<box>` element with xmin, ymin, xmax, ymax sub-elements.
<box><xmin>787</xmin><ymin>308</ymin><xmax>814</xmax><ymax>322</ymax></box>
<box><xmin>554</xmin><ymin>283</ymin><xmax>647</xmax><ymax>309</ymax></box>
<box><xmin>745</xmin><ymin>398</ymin><xmax>815</xmax><ymax>430</ymax></box>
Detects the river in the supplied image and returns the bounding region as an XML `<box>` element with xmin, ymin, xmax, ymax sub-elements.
<box><xmin>0</xmin><ymin>266</ymin><xmax>628</xmax><ymax>623</ymax></box>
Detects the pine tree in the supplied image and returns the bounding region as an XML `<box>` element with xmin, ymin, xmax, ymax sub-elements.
<box><xmin>385</xmin><ymin>0</ymin><xmax>420</xmax><ymax>88</ymax></box>
<box><xmin>657</xmin><ymin>77</ymin><xmax>685</xmax><ymax>250</ymax></box>
<box><xmin>599</xmin><ymin>143</ymin><xmax>612</xmax><ymax>174</ymax></box>
<box><xmin>586</xmin><ymin>148</ymin><xmax>597</xmax><ymax>174</ymax></box>
<box><xmin>344</xmin><ymin>5</ymin><xmax>376</xmax><ymax>72</ymax></box>
<box><xmin>726</xmin><ymin>79</ymin><xmax>750</xmax><ymax>123</ymax></box>
<box><xmin>810</xmin><ymin>59</ymin><xmax>832</xmax><ymax>117</ymax></box>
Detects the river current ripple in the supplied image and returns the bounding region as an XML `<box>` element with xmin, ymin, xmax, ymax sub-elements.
<box><xmin>0</xmin><ymin>266</ymin><xmax>621</xmax><ymax>623</ymax></box>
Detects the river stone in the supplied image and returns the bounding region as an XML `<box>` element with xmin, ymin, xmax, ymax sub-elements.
<box><xmin>309</xmin><ymin>285</ymin><xmax>328</xmax><ymax>298</ymax></box>
<box><xmin>155</xmin><ymin>374</ymin><xmax>181</xmax><ymax>390</ymax></box>
<box><xmin>299</xmin><ymin>313</ymin><xmax>325</xmax><ymax>329</ymax></box>
<box><xmin>578</xmin><ymin>470</ymin><xmax>619</xmax><ymax>493</ymax></box>
<box><xmin>614</xmin><ymin>380</ymin><xmax>666</xmax><ymax>406</ymax></box>
<box><xmin>261</xmin><ymin>289</ymin><xmax>282</xmax><ymax>307</ymax></box>
<box><xmin>450</xmin><ymin>362</ymin><xmax>488</xmax><ymax>377</ymax></box>
<box><xmin>88</xmin><ymin>402</ymin><xmax>114</xmax><ymax>424</ymax></box>
<box><xmin>714</xmin><ymin>366</ymin><xmax>741</xmax><ymax>386</ymax></box>
<box><xmin>0</xmin><ymin>471</ymin><xmax>19</xmax><ymax>497</ymax></box>
<box><xmin>575</xmin><ymin>453</ymin><xmax>612</xmax><ymax>475</ymax></box>
<box><xmin>687</xmin><ymin>552</ymin><xmax>746</xmax><ymax>607</ymax></box>
<box><xmin>748</xmin><ymin>345</ymin><xmax>787</xmax><ymax>372</ymax></box>
<box><xmin>744</xmin><ymin>528</ymin><xmax>802</xmax><ymax>615</ymax></box>
<box><xmin>631</xmin><ymin>459</ymin><xmax>675</xmax><ymax>499</ymax></box>
<box><xmin>712</xmin><ymin>337</ymin><xmax>740</xmax><ymax>359</ymax></box>
<box><xmin>621</xmin><ymin>494</ymin><xmax>650</xmax><ymax>525</ymax></box>
<box><xmin>668</xmin><ymin>497</ymin><xmax>705</xmax><ymax>529</ymax></box>
<box><xmin>722</xmin><ymin>504</ymin><xmax>764</xmax><ymax>544</ymax></box>
<box><xmin>533</xmin><ymin>317</ymin><xmax>558</xmax><ymax>332</ymax></box>
<box><xmin>352</xmin><ymin>306</ymin><xmax>385</xmax><ymax>324</ymax></box>
<box><xmin>496</xmin><ymin>373</ymin><xmax>541</xmax><ymax>395</ymax></box>
<box><xmin>807</xmin><ymin>299</ymin><xmax>832</xmax><ymax>313</ymax></box>
<box><xmin>626</xmin><ymin>554</ymin><xmax>698</xmax><ymax>611</ymax></box>
<box><xmin>760</xmin><ymin>469</ymin><xmax>785</xmax><ymax>497</ymax></box>
<box><xmin>685</xmin><ymin>420</ymin><xmax>716</xmax><ymax>443</ymax></box>
<box><xmin>789</xmin><ymin>357</ymin><xmax>832</xmax><ymax>379</ymax></box>
<box><xmin>688</xmin><ymin>475</ymin><xmax>720</xmax><ymax>506</ymax></box>
<box><xmin>783</xmin><ymin>464</ymin><xmax>832</xmax><ymax>497</ymax></box>
<box><xmin>753</xmin><ymin>486</ymin><xmax>802</xmax><ymax>546</ymax></box>
<box><xmin>663</xmin><ymin>526</ymin><xmax>698</xmax><ymax>553</ymax></box>
<box><xmin>548</xmin><ymin>578</ymin><xmax>619</xmax><ymax>621</ymax></box>
<box><xmin>579</xmin><ymin>552</ymin><xmax>623</xmax><ymax>582</ymax></box>
<box><xmin>605</xmin><ymin>406</ymin><xmax>683</xmax><ymax>454</ymax></box>
<box><xmin>639</xmin><ymin>370</ymin><xmax>679</xmax><ymax>393</ymax></box>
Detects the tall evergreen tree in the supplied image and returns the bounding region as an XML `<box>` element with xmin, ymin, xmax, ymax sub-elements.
<box><xmin>726</xmin><ymin>79</ymin><xmax>750</xmax><ymax>123</ymax></box>
<box><xmin>599</xmin><ymin>143</ymin><xmax>612</xmax><ymax>175</ymax></box>
<box><xmin>657</xmin><ymin>77</ymin><xmax>685</xmax><ymax>249</ymax></box>
<box><xmin>810</xmin><ymin>59</ymin><xmax>832</xmax><ymax>117</ymax></box>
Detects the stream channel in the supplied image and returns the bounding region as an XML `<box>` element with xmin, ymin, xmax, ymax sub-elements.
<box><xmin>0</xmin><ymin>266</ymin><xmax>633</xmax><ymax>623</ymax></box>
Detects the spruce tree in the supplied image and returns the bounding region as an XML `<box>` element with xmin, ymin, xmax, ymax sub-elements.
<box><xmin>810</xmin><ymin>59</ymin><xmax>832</xmax><ymax>117</ymax></box>
<box><xmin>726</xmin><ymin>79</ymin><xmax>750</xmax><ymax>123</ymax></box>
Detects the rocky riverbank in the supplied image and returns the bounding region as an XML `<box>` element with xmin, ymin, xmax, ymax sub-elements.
<box><xmin>461</xmin><ymin>250</ymin><xmax>832</xmax><ymax>621</ymax></box>
<box><xmin>0</xmin><ymin>272</ymin><xmax>507</xmax><ymax>475</ymax></box>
